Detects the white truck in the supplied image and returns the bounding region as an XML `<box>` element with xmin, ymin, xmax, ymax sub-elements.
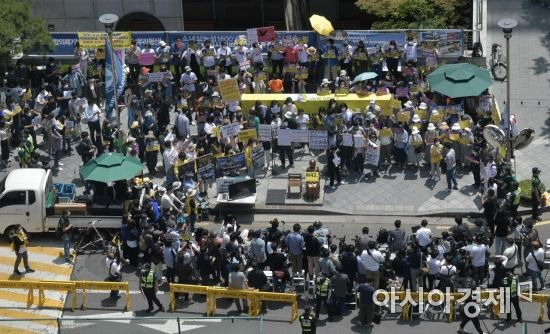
<box><xmin>0</xmin><ymin>168</ymin><xmax>122</xmax><ymax>239</ymax></box>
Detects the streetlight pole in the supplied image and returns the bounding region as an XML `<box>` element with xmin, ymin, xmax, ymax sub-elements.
<box><xmin>497</xmin><ymin>18</ymin><xmax>517</xmax><ymax>163</ymax></box>
<box><xmin>99</xmin><ymin>14</ymin><xmax>120</xmax><ymax>130</ymax></box>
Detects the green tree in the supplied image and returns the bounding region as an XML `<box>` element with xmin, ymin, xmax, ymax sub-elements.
<box><xmin>354</xmin><ymin>0</ymin><xmax>471</xmax><ymax>29</ymax></box>
<box><xmin>0</xmin><ymin>0</ymin><xmax>53</xmax><ymax>68</ymax></box>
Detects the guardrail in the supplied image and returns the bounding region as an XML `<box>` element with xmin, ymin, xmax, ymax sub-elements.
<box><xmin>169</xmin><ymin>284</ymin><xmax>298</xmax><ymax>322</ymax></box>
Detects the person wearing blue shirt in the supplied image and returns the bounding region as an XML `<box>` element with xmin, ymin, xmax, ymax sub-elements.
<box><xmin>322</xmin><ymin>39</ymin><xmax>339</xmax><ymax>81</ymax></box>
<box><xmin>357</xmin><ymin>278</ymin><xmax>376</xmax><ymax>327</ymax></box>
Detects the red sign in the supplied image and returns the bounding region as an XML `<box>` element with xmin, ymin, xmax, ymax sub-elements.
<box><xmin>257</xmin><ymin>26</ymin><xmax>275</xmax><ymax>42</ymax></box>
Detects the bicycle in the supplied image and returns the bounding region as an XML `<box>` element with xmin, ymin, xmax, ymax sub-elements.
<box><xmin>73</xmin><ymin>220</ymin><xmax>110</xmax><ymax>254</ymax></box>
<box><xmin>490</xmin><ymin>43</ymin><xmax>507</xmax><ymax>81</ymax></box>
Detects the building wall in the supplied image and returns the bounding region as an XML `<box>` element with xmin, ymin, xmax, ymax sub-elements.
<box><xmin>30</xmin><ymin>0</ymin><xmax>184</xmax><ymax>31</ymax></box>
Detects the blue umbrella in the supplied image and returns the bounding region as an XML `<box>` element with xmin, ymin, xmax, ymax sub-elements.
<box><xmin>351</xmin><ymin>72</ymin><xmax>378</xmax><ymax>84</ymax></box>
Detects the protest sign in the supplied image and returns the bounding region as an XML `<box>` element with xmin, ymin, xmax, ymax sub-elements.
<box><xmin>389</xmin><ymin>98</ymin><xmax>402</xmax><ymax>109</ymax></box>
<box><xmin>291</xmin><ymin>130</ymin><xmax>309</xmax><ymax>143</ymax></box>
<box><xmin>220</xmin><ymin>122</ymin><xmax>240</xmax><ymax>138</ymax></box>
<box><xmin>416</xmin><ymin>109</ymin><xmax>427</xmax><ymax>119</ymax></box>
<box><xmin>168</xmin><ymin>148</ymin><xmax>179</xmax><ymax>165</ymax></box>
<box><xmin>197</xmin><ymin>154</ymin><xmax>215</xmax><ymax>181</ymax></box>
<box><xmin>148</xmin><ymin>72</ymin><xmax>164</xmax><ymax>83</ymax></box>
<box><xmin>216</xmin><ymin>153</ymin><xmax>245</xmax><ymax>174</ymax></box>
<box><xmin>305</xmin><ymin>172</ymin><xmax>320</xmax><ymax>183</ymax></box>
<box><xmin>446</xmin><ymin>106</ymin><xmax>456</xmax><ymax>115</ymax></box>
<box><xmin>277</xmin><ymin>129</ymin><xmax>292</xmax><ymax>146</ymax></box>
<box><xmin>429</xmin><ymin>113</ymin><xmax>443</xmax><ymax>123</ymax></box>
<box><xmin>138</xmin><ymin>52</ymin><xmax>155</xmax><ymax>66</ymax></box>
<box><xmin>397</xmin><ymin>111</ymin><xmax>410</xmax><ymax>123</ymax></box>
<box><xmin>308</xmin><ymin>130</ymin><xmax>328</xmax><ymax>150</ymax></box>
<box><xmin>218</xmin><ymin>78</ymin><xmax>241</xmax><ymax>103</ymax></box>
<box><xmin>238</xmin><ymin>129</ymin><xmax>257</xmax><ymax>142</ymax></box>
<box><xmin>365</xmin><ymin>141</ymin><xmax>380</xmax><ymax>166</ymax></box>
<box><xmin>252</xmin><ymin>145</ymin><xmax>265</xmax><ymax>170</ymax></box>
<box><xmin>247</xmin><ymin>26</ymin><xmax>276</xmax><ymax>44</ymax></box>
<box><xmin>353</xmin><ymin>135</ymin><xmax>365</xmax><ymax>148</ymax></box>
<box><xmin>258</xmin><ymin>124</ymin><xmax>272</xmax><ymax>141</ymax></box>
<box><xmin>177</xmin><ymin>160</ymin><xmax>196</xmax><ymax>179</ymax></box>
<box><xmin>77</xmin><ymin>32</ymin><xmax>131</xmax><ymax>48</ymax></box>
<box><xmin>378</xmin><ymin>128</ymin><xmax>392</xmax><ymax>138</ymax></box>
<box><xmin>395</xmin><ymin>87</ymin><xmax>409</xmax><ymax>98</ymax></box>
<box><xmin>239</xmin><ymin>60</ymin><xmax>251</xmax><ymax>71</ymax></box>
<box><xmin>342</xmin><ymin>134</ymin><xmax>353</xmax><ymax>147</ymax></box>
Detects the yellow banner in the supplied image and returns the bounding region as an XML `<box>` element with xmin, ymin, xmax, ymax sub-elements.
<box><xmin>416</xmin><ymin>109</ymin><xmax>426</xmax><ymax>119</ymax></box>
<box><xmin>238</xmin><ymin>129</ymin><xmax>257</xmax><ymax>142</ymax></box>
<box><xmin>77</xmin><ymin>32</ymin><xmax>131</xmax><ymax>48</ymax></box>
<box><xmin>305</xmin><ymin>172</ymin><xmax>320</xmax><ymax>183</ymax></box>
<box><xmin>218</xmin><ymin>78</ymin><xmax>241</xmax><ymax>103</ymax></box>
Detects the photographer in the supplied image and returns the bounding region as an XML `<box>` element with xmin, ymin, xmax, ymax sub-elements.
<box><xmin>469</xmin><ymin>235</ymin><xmax>489</xmax><ymax>286</ymax></box>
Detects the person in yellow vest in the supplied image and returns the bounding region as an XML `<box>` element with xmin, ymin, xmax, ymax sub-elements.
<box><xmin>183</xmin><ymin>188</ymin><xmax>198</xmax><ymax>233</ymax></box>
<box><xmin>139</xmin><ymin>263</ymin><xmax>165</xmax><ymax>313</ymax></box>
<box><xmin>430</xmin><ymin>138</ymin><xmax>443</xmax><ymax>180</ymax></box>
<box><xmin>11</xmin><ymin>225</ymin><xmax>35</xmax><ymax>275</ymax></box>
<box><xmin>245</xmin><ymin>138</ymin><xmax>257</xmax><ymax>179</ymax></box>
<box><xmin>144</xmin><ymin>131</ymin><xmax>160</xmax><ymax>176</ymax></box>
<box><xmin>502</xmin><ymin>271</ymin><xmax>522</xmax><ymax>323</ymax></box>
<box><xmin>173</xmin><ymin>151</ymin><xmax>188</xmax><ymax>180</ymax></box>
<box><xmin>299</xmin><ymin>306</ymin><xmax>317</xmax><ymax>334</ymax></box>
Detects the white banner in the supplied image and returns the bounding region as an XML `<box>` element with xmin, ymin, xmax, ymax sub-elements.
<box><xmin>365</xmin><ymin>141</ymin><xmax>380</xmax><ymax>166</ymax></box>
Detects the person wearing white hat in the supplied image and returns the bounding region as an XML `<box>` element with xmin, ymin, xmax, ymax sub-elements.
<box><xmin>411</xmin><ymin>114</ymin><xmax>421</xmax><ymax>124</ymax></box>
<box><xmin>318</xmin><ymin>78</ymin><xmax>332</xmax><ymax>95</ymax></box>
<box><xmin>424</xmin><ymin>123</ymin><xmax>438</xmax><ymax>165</ymax></box>
<box><xmin>408</xmin><ymin>126</ymin><xmax>423</xmax><ymax>168</ymax></box>
<box><xmin>155</xmin><ymin>41</ymin><xmax>171</xmax><ymax>70</ymax></box>
<box><xmin>335</xmin><ymin>69</ymin><xmax>350</xmax><ymax>88</ymax></box>
<box><xmin>339</xmin><ymin>41</ymin><xmax>353</xmax><ymax>77</ymax></box>
<box><xmin>457</xmin><ymin>127</ymin><xmax>473</xmax><ymax>168</ymax></box>
<box><xmin>180</xmin><ymin>66</ymin><xmax>197</xmax><ymax>104</ymax></box>
<box><xmin>404</xmin><ymin>100</ymin><xmax>414</xmax><ymax>109</ymax></box>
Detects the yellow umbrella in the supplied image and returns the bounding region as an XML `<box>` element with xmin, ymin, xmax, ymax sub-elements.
<box><xmin>309</xmin><ymin>14</ymin><xmax>334</xmax><ymax>36</ymax></box>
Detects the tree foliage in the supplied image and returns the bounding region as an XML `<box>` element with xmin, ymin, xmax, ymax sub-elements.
<box><xmin>354</xmin><ymin>0</ymin><xmax>471</xmax><ymax>29</ymax></box>
<box><xmin>0</xmin><ymin>0</ymin><xmax>53</xmax><ymax>67</ymax></box>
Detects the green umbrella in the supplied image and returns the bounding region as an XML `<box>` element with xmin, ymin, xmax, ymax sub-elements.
<box><xmin>426</xmin><ymin>63</ymin><xmax>492</xmax><ymax>98</ymax></box>
<box><xmin>80</xmin><ymin>153</ymin><xmax>144</xmax><ymax>183</ymax></box>
<box><xmin>351</xmin><ymin>72</ymin><xmax>378</xmax><ymax>84</ymax></box>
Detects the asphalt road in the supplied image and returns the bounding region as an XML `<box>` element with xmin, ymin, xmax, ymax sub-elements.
<box><xmin>55</xmin><ymin>213</ymin><xmax>550</xmax><ymax>334</ymax></box>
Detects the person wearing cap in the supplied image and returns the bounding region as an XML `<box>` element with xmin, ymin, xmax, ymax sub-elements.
<box><xmin>183</xmin><ymin>188</ymin><xmax>198</xmax><ymax>233</ymax></box>
<box><xmin>158</xmin><ymin>64</ymin><xmax>174</xmax><ymax>102</ymax></box>
<box><xmin>49</xmin><ymin>122</ymin><xmax>64</xmax><ymax>171</ymax></box>
<box><xmin>155</xmin><ymin>41</ymin><xmax>171</xmax><ymax>71</ymax></box>
<box><xmin>144</xmin><ymin>131</ymin><xmax>160</xmax><ymax>176</ymax></box>
<box><xmin>299</xmin><ymin>305</ymin><xmax>317</xmax><ymax>333</ymax></box>
<box><xmin>457</xmin><ymin>126</ymin><xmax>473</xmax><ymax>167</ymax></box>
<box><xmin>200</xmin><ymin>40</ymin><xmax>217</xmax><ymax>80</ymax></box>
<box><xmin>180</xmin><ymin>65</ymin><xmax>197</xmax><ymax>104</ymax></box>
<box><xmin>408</xmin><ymin>126</ymin><xmax>423</xmax><ymax>169</ymax></box>
<box><xmin>531</xmin><ymin>167</ymin><xmax>544</xmax><ymax>220</ymax></box>
<box><xmin>335</xmin><ymin>69</ymin><xmax>350</xmax><ymax>88</ymax></box>
<box><xmin>392</xmin><ymin>123</ymin><xmax>408</xmax><ymax>170</ymax></box>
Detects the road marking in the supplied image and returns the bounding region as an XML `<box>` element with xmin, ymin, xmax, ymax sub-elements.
<box><xmin>535</xmin><ymin>220</ymin><xmax>550</xmax><ymax>227</ymax></box>
<box><xmin>0</xmin><ymin>256</ymin><xmax>72</xmax><ymax>276</ymax></box>
<box><xmin>436</xmin><ymin>226</ymin><xmax>451</xmax><ymax>230</ymax></box>
<box><xmin>139</xmin><ymin>320</ymin><xmax>205</xmax><ymax>334</ymax></box>
<box><xmin>0</xmin><ymin>245</ymin><xmax>65</xmax><ymax>258</ymax></box>
<box><xmin>0</xmin><ymin>324</ymin><xmax>40</xmax><ymax>334</ymax></box>
<box><xmin>0</xmin><ymin>243</ymin><xmax>72</xmax><ymax>334</ymax></box>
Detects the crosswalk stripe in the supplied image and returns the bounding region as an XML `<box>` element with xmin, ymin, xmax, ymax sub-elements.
<box><xmin>0</xmin><ymin>256</ymin><xmax>71</xmax><ymax>276</ymax></box>
<box><xmin>0</xmin><ymin>323</ymin><xmax>41</xmax><ymax>334</ymax></box>
<box><xmin>0</xmin><ymin>264</ymin><xmax>71</xmax><ymax>282</ymax></box>
<box><xmin>0</xmin><ymin>298</ymin><xmax>64</xmax><ymax>316</ymax></box>
<box><xmin>0</xmin><ymin>245</ymin><xmax>64</xmax><ymax>258</ymax></box>
<box><xmin>0</xmin><ymin>289</ymin><xmax>65</xmax><ymax>309</ymax></box>
<box><xmin>0</xmin><ymin>309</ymin><xmax>57</xmax><ymax>326</ymax></box>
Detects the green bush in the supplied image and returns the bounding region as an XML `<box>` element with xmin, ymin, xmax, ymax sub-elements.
<box><xmin>519</xmin><ymin>179</ymin><xmax>545</xmax><ymax>199</ymax></box>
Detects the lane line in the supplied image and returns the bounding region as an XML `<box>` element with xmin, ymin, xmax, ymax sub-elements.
<box><xmin>0</xmin><ymin>289</ymin><xmax>65</xmax><ymax>309</ymax></box>
<box><xmin>0</xmin><ymin>323</ymin><xmax>41</xmax><ymax>334</ymax></box>
<box><xmin>0</xmin><ymin>309</ymin><xmax>57</xmax><ymax>326</ymax></box>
